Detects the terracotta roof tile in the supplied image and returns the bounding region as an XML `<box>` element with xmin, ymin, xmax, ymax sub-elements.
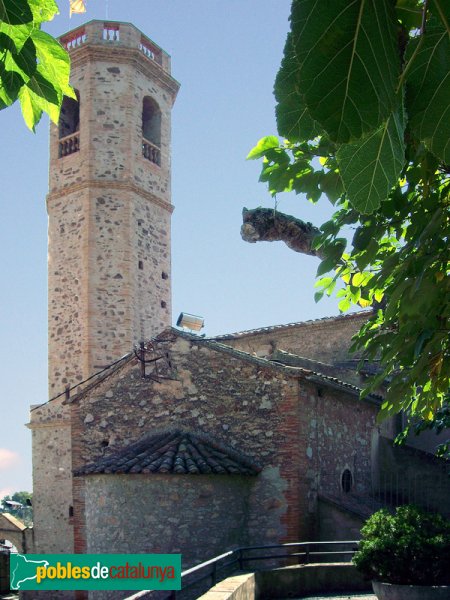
<box><xmin>75</xmin><ymin>430</ymin><xmax>261</xmax><ymax>477</ymax></box>
<box><xmin>212</xmin><ymin>310</ymin><xmax>371</xmax><ymax>340</ymax></box>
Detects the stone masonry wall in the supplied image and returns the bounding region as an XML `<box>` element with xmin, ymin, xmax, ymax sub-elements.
<box><xmin>70</xmin><ymin>334</ymin><xmax>378</xmax><ymax>564</ymax></box>
<box><xmin>47</xmin><ymin>190</ymin><xmax>90</xmax><ymax>397</ymax></box>
<box><xmin>27</xmin><ymin>398</ymin><xmax>74</xmax><ymax>554</ymax></box>
<box><xmin>375</xmin><ymin>436</ymin><xmax>450</xmax><ymax>517</ymax></box>
<box><xmin>132</xmin><ymin>193</ymin><xmax>171</xmax><ymax>346</ymax></box>
<box><xmin>47</xmin><ymin>24</ymin><xmax>178</xmax><ymax>395</ymax></box>
<box><xmin>70</xmin><ymin>336</ymin><xmax>310</xmax><ymax>559</ymax></box>
<box><xmin>83</xmin><ymin>474</ymin><xmax>253</xmax><ymax>600</ymax></box>
<box><xmin>315</xmin><ymin>388</ymin><xmax>376</xmax><ymax>498</ymax></box>
<box><xmin>87</xmin><ymin>189</ymin><xmax>133</xmax><ymax>371</ymax></box>
<box><xmin>48</xmin><ymin>187</ymin><xmax>172</xmax><ymax>396</ymax></box>
<box><xmin>84</xmin><ymin>474</ymin><xmax>252</xmax><ymax>564</ymax></box>
<box><xmin>285</xmin><ymin>384</ymin><xmax>377</xmax><ymax>539</ymax></box>
<box><xmin>317</xmin><ymin>497</ymin><xmax>365</xmax><ymax>541</ymax></box>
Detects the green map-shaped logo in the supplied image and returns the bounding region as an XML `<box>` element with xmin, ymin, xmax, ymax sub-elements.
<box><xmin>10</xmin><ymin>554</ymin><xmax>49</xmax><ymax>590</ymax></box>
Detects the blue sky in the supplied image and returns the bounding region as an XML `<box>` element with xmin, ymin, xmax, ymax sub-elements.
<box><xmin>0</xmin><ymin>1</ymin><xmax>342</xmax><ymax>495</ymax></box>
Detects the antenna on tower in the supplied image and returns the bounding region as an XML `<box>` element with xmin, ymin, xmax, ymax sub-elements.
<box><xmin>105</xmin><ymin>0</ymin><xmax>109</xmax><ymax>19</ymax></box>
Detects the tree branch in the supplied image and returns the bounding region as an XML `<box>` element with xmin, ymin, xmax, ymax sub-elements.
<box><xmin>241</xmin><ymin>207</ymin><xmax>324</xmax><ymax>259</ymax></box>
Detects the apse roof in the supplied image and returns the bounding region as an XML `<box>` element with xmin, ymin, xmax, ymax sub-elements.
<box><xmin>75</xmin><ymin>430</ymin><xmax>261</xmax><ymax>477</ymax></box>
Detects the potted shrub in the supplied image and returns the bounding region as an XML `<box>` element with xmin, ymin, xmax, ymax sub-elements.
<box><xmin>353</xmin><ymin>505</ymin><xmax>450</xmax><ymax>600</ymax></box>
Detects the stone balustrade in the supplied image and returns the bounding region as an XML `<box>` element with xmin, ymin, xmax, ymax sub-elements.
<box><xmin>59</xmin><ymin>22</ymin><xmax>170</xmax><ymax>72</ymax></box>
<box><xmin>140</xmin><ymin>37</ymin><xmax>163</xmax><ymax>65</ymax></box>
<box><xmin>60</xmin><ymin>26</ymin><xmax>87</xmax><ymax>50</ymax></box>
<box><xmin>142</xmin><ymin>138</ymin><xmax>161</xmax><ymax>166</ymax></box>
<box><xmin>103</xmin><ymin>23</ymin><xmax>120</xmax><ymax>41</ymax></box>
<box><xmin>59</xmin><ymin>132</ymin><xmax>80</xmax><ymax>158</ymax></box>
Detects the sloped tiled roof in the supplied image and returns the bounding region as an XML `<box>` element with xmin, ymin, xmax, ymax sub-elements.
<box><xmin>174</xmin><ymin>330</ymin><xmax>382</xmax><ymax>403</ymax></box>
<box><xmin>75</xmin><ymin>430</ymin><xmax>261</xmax><ymax>476</ymax></box>
<box><xmin>0</xmin><ymin>512</ymin><xmax>28</xmax><ymax>531</ymax></box>
<box><xmin>213</xmin><ymin>310</ymin><xmax>371</xmax><ymax>340</ymax></box>
<box><xmin>57</xmin><ymin>326</ymin><xmax>381</xmax><ymax>412</ymax></box>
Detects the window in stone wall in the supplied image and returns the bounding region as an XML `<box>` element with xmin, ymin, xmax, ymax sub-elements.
<box><xmin>59</xmin><ymin>90</ymin><xmax>80</xmax><ymax>157</ymax></box>
<box><xmin>142</xmin><ymin>96</ymin><xmax>161</xmax><ymax>165</ymax></box>
<box><xmin>341</xmin><ymin>468</ymin><xmax>353</xmax><ymax>493</ymax></box>
<box><xmin>59</xmin><ymin>91</ymin><xmax>80</xmax><ymax>138</ymax></box>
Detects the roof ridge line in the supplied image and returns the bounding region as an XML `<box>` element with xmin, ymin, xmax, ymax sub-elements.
<box><xmin>212</xmin><ymin>310</ymin><xmax>371</xmax><ymax>340</ymax></box>
<box><xmin>172</xmin><ymin>328</ymin><xmax>382</xmax><ymax>402</ymax></box>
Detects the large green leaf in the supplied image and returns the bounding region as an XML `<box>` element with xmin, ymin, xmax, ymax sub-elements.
<box><xmin>17</xmin><ymin>78</ymin><xmax>42</xmax><ymax>128</ymax></box>
<box><xmin>337</xmin><ymin>108</ymin><xmax>405</xmax><ymax>213</ymax></box>
<box><xmin>406</xmin><ymin>20</ymin><xmax>450</xmax><ymax>164</ymax></box>
<box><xmin>247</xmin><ymin>136</ymin><xmax>280</xmax><ymax>160</ymax></box>
<box><xmin>0</xmin><ymin>33</ymin><xmax>35</xmax><ymax>100</ymax></box>
<box><xmin>18</xmin><ymin>66</ymin><xmax>59</xmax><ymax>130</ymax></box>
<box><xmin>7</xmin><ymin>35</ymin><xmax>36</xmax><ymax>81</ymax></box>
<box><xmin>0</xmin><ymin>0</ymin><xmax>33</xmax><ymax>25</ymax></box>
<box><xmin>429</xmin><ymin>0</ymin><xmax>450</xmax><ymax>28</ymax></box>
<box><xmin>395</xmin><ymin>0</ymin><xmax>423</xmax><ymax>30</ymax></box>
<box><xmin>0</xmin><ymin>59</ymin><xmax>24</xmax><ymax>106</ymax></box>
<box><xmin>275</xmin><ymin>32</ymin><xmax>320</xmax><ymax>143</ymax></box>
<box><xmin>27</xmin><ymin>0</ymin><xmax>58</xmax><ymax>23</ymax></box>
<box><xmin>290</xmin><ymin>0</ymin><xmax>400</xmax><ymax>143</ymax></box>
<box><xmin>0</xmin><ymin>0</ymin><xmax>33</xmax><ymax>51</ymax></box>
<box><xmin>319</xmin><ymin>170</ymin><xmax>344</xmax><ymax>204</ymax></box>
<box><xmin>0</xmin><ymin>0</ymin><xmax>71</xmax><ymax>128</ymax></box>
<box><xmin>0</xmin><ymin>21</ymin><xmax>32</xmax><ymax>52</ymax></box>
<box><xmin>31</xmin><ymin>29</ymin><xmax>74</xmax><ymax>99</ymax></box>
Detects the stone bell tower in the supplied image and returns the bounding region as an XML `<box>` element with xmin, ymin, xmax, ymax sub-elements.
<box><xmin>29</xmin><ymin>20</ymin><xmax>179</xmax><ymax>555</ymax></box>
<box><xmin>48</xmin><ymin>20</ymin><xmax>179</xmax><ymax>396</ymax></box>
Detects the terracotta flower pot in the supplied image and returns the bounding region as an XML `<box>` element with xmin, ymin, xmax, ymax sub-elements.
<box><xmin>372</xmin><ymin>581</ymin><xmax>450</xmax><ymax>600</ymax></box>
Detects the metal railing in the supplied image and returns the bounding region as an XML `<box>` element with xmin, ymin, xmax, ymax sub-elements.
<box><xmin>124</xmin><ymin>540</ymin><xmax>359</xmax><ymax>600</ymax></box>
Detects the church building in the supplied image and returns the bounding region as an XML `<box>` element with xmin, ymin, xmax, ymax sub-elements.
<box><xmin>27</xmin><ymin>19</ymin><xmax>448</xmax><ymax>600</ymax></box>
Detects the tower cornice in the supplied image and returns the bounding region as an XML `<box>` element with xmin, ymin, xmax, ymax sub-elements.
<box><xmin>46</xmin><ymin>180</ymin><xmax>175</xmax><ymax>214</ymax></box>
<box><xmin>68</xmin><ymin>45</ymin><xmax>180</xmax><ymax>103</ymax></box>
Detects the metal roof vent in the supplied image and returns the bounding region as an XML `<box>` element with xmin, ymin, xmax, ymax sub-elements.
<box><xmin>176</xmin><ymin>312</ymin><xmax>204</xmax><ymax>332</ymax></box>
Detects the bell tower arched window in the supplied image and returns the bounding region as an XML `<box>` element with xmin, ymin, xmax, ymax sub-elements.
<box><xmin>59</xmin><ymin>91</ymin><xmax>80</xmax><ymax>157</ymax></box>
<box><xmin>142</xmin><ymin>96</ymin><xmax>161</xmax><ymax>165</ymax></box>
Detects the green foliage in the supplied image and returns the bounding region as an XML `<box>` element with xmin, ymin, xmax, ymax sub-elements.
<box><xmin>396</xmin><ymin>402</ymin><xmax>450</xmax><ymax>458</ymax></box>
<box><xmin>1</xmin><ymin>491</ymin><xmax>33</xmax><ymax>526</ymax></box>
<box><xmin>353</xmin><ymin>506</ymin><xmax>450</xmax><ymax>585</ymax></box>
<box><xmin>261</xmin><ymin>0</ymin><xmax>450</xmax><ymax>216</ymax></box>
<box><xmin>289</xmin><ymin>0</ymin><xmax>400</xmax><ymax>145</ymax></box>
<box><xmin>336</xmin><ymin>107</ymin><xmax>405</xmax><ymax>214</ymax></box>
<box><xmin>0</xmin><ymin>0</ymin><xmax>74</xmax><ymax>130</ymax></box>
<box><xmin>406</xmin><ymin>16</ymin><xmax>450</xmax><ymax>164</ymax></box>
<box><xmin>248</xmin><ymin>0</ymin><xmax>449</xmax><ymax>426</ymax></box>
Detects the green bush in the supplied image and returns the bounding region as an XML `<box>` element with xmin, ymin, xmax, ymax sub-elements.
<box><xmin>353</xmin><ymin>505</ymin><xmax>450</xmax><ymax>585</ymax></box>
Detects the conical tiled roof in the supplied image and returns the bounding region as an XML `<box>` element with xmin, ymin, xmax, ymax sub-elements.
<box><xmin>75</xmin><ymin>430</ymin><xmax>261</xmax><ymax>476</ymax></box>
